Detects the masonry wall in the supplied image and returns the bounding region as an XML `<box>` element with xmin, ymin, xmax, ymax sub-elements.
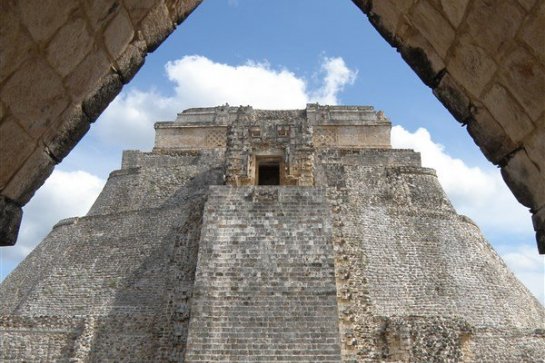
<box><xmin>316</xmin><ymin>148</ymin><xmax>545</xmax><ymax>361</ymax></box>
<box><xmin>1</xmin><ymin>105</ymin><xmax>544</xmax><ymax>362</ymax></box>
<box><xmin>185</xmin><ymin>186</ymin><xmax>341</xmax><ymax>362</ymax></box>
<box><xmin>0</xmin><ymin>149</ymin><xmax>224</xmax><ymax>362</ymax></box>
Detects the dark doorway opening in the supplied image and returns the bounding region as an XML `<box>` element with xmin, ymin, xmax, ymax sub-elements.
<box><xmin>258</xmin><ymin>163</ymin><xmax>280</xmax><ymax>185</ymax></box>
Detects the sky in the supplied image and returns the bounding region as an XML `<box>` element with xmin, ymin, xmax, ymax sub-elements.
<box><xmin>1</xmin><ymin>0</ymin><xmax>543</xmax><ymax>303</ymax></box>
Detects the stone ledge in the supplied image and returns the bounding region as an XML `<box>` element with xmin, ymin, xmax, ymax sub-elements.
<box><xmin>386</xmin><ymin>165</ymin><xmax>437</xmax><ymax>176</ymax></box>
<box><xmin>53</xmin><ymin>217</ymin><xmax>80</xmax><ymax>229</ymax></box>
<box><xmin>0</xmin><ymin>196</ymin><xmax>22</xmax><ymax>246</ymax></box>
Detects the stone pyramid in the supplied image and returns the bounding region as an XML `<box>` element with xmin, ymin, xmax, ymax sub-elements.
<box><xmin>1</xmin><ymin>104</ymin><xmax>543</xmax><ymax>362</ymax></box>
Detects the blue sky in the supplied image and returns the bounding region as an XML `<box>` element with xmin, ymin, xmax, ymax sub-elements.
<box><xmin>1</xmin><ymin>0</ymin><xmax>543</xmax><ymax>303</ymax></box>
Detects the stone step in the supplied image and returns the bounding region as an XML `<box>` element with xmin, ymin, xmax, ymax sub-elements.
<box><xmin>184</xmin><ymin>186</ymin><xmax>341</xmax><ymax>362</ymax></box>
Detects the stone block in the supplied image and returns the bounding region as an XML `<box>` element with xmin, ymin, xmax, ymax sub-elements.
<box><xmin>532</xmin><ymin>205</ymin><xmax>545</xmax><ymax>232</ymax></box>
<box><xmin>352</xmin><ymin>0</ymin><xmax>371</xmax><ymax>13</ymax></box>
<box><xmin>0</xmin><ymin>118</ymin><xmax>35</xmax><ymax>189</ymax></box>
<box><xmin>499</xmin><ymin>45</ymin><xmax>545</xmax><ymax>121</ymax></box>
<box><xmin>82</xmin><ymin>73</ymin><xmax>123</xmax><ymax>122</ymax></box>
<box><xmin>501</xmin><ymin>148</ymin><xmax>545</xmax><ymax>209</ymax></box>
<box><xmin>532</xmin><ymin>206</ymin><xmax>545</xmax><ymax>253</ymax></box>
<box><xmin>410</xmin><ymin>0</ymin><xmax>456</xmax><ymax>58</ymax></box>
<box><xmin>46</xmin><ymin>17</ymin><xmax>93</xmax><ymax>77</ymax></box>
<box><xmin>166</xmin><ymin>0</ymin><xmax>203</xmax><ymax>25</ymax></box>
<box><xmin>432</xmin><ymin>72</ymin><xmax>471</xmax><ymax>122</ymax></box>
<box><xmin>115</xmin><ymin>41</ymin><xmax>146</xmax><ymax>83</ymax></box>
<box><xmin>104</xmin><ymin>9</ymin><xmax>134</xmax><ymax>60</ymax></box>
<box><xmin>83</xmin><ymin>0</ymin><xmax>122</xmax><ymax>31</ymax></box>
<box><xmin>398</xmin><ymin>25</ymin><xmax>446</xmax><ymax>87</ymax></box>
<box><xmin>447</xmin><ymin>34</ymin><xmax>497</xmax><ymax>98</ymax></box>
<box><xmin>0</xmin><ymin>9</ymin><xmax>35</xmax><ymax>83</ymax></box>
<box><xmin>467</xmin><ymin>106</ymin><xmax>517</xmax><ymax>164</ymax></box>
<box><xmin>18</xmin><ymin>0</ymin><xmax>79</xmax><ymax>43</ymax></box>
<box><xmin>65</xmin><ymin>50</ymin><xmax>110</xmax><ymax>103</ymax></box>
<box><xmin>0</xmin><ymin>58</ymin><xmax>69</xmax><ymax>139</ymax></box>
<box><xmin>523</xmin><ymin>121</ymin><xmax>545</xmax><ymax>180</ymax></box>
<box><xmin>139</xmin><ymin>2</ymin><xmax>174</xmax><ymax>52</ymax></box>
<box><xmin>124</xmin><ymin>0</ymin><xmax>156</xmax><ymax>24</ymax></box>
<box><xmin>0</xmin><ymin>195</ymin><xmax>22</xmax><ymax>246</ymax></box>
<box><xmin>464</xmin><ymin>0</ymin><xmax>525</xmax><ymax>57</ymax></box>
<box><xmin>519</xmin><ymin>2</ymin><xmax>545</xmax><ymax>60</ymax></box>
<box><xmin>368</xmin><ymin>0</ymin><xmax>411</xmax><ymax>35</ymax></box>
<box><xmin>438</xmin><ymin>0</ymin><xmax>469</xmax><ymax>28</ymax></box>
<box><xmin>43</xmin><ymin>105</ymin><xmax>91</xmax><ymax>162</ymax></box>
<box><xmin>482</xmin><ymin>83</ymin><xmax>535</xmax><ymax>143</ymax></box>
<box><xmin>517</xmin><ymin>0</ymin><xmax>537</xmax><ymax>11</ymax></box>
<box><xmin>2</xmin><ymin>147</ymin><xmax>56</xmax><ymax>205</ymax></box>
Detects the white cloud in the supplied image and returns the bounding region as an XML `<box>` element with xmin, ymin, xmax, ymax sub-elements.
<box><xmin>0</xmin><ymin>170</ymin><xmax>105</xmax><ymax>271</ymax></box>
<box><xmin>311</xmin><ymin>57</ymin><xmax>358</xmax><ymax>104</ymax></box>
<box><xmin>391</xmin><ymin>125</ymin><xmax>532</xmax><ymax>235</ymax></box>
<box><xmin>94</xmin><ymin>55</ymin><xmax>357</xmax><ymax>150</ymax></box>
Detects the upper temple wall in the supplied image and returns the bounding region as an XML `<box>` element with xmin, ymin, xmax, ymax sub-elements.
<box><xmin>153</xmin><ymin>104</ymin><xmax>392</xmax><ymax>151</ymax></box>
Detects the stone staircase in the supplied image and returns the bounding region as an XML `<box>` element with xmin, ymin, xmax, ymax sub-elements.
<box><xmin>185</xmin><ymin>186</ymin><xmax>341</xmax><ymax>362</ymax></box>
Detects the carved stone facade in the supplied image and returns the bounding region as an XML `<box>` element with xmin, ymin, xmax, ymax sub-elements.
<box><xmin>1</xmin><ymin>105</ymin><xmax>543</xmax><ymax>362</ymax></box>
<box><xmin>154</xmin><ymin>105</ymin><xmax>391</xmax><ymax>187</ymax></box>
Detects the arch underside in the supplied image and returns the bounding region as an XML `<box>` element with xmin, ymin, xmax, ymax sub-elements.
<box><xmin>0</xmin><ymin>0</ymin><xmax>543</xmax><ymax>252</ymax></box>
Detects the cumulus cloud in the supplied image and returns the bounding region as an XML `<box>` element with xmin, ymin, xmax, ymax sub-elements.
<box><xmin>94</xmin><ymin>55</ymin><xmax>357</xmax><ymax>150</ymax></box>
<box><xmin>391</xmin><ymin>126</ymin><xmax>532</xmax><ymax>235</ymax></box>
<box><xmin>311</xmin><ymin>57</ymin><xmax>358</xmax><ymax>104</ymax></box>
<box><xmin>0</xmin><ymin>170</ymin><xmax>105</xmax><ymax>277</ymax></box>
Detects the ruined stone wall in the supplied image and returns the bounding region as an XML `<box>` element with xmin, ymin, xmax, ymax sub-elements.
<box><xmin>0</xmin><ymin>0</ymin><xmax>203</xmax><ymax>245</ymax></box>
<box><xmin>185</xmin><ymin>186</ymin><xmax>342</xmax><ymax>362</ymax></box>
<box><xmin>1</xmin><ymin>106</ymin><xmax>544</xmax><ymax>361</ymax></box>
<box><xmin>0</xmin><ymin>316</ymin><xmax>85</xmax><ymax>362</ymax></box>
<box><xmin>0</xmin><ymin>148</ymin><xmax>224</xmax><ymax>362</ymax></box>
<box><xmin>316</xmin><ymin>148</ymin><xmax>545</xmax><ymax>361</ymax></box>
<box><xmin>352</xmin><ymin>0</ymin><xmax>545</xmax><ymax>252</ymax></box>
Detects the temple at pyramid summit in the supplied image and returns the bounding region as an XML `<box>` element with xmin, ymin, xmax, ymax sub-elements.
<box><xmin>0</xmin><ymin>104</ymin><xmax>543</xmax><ymax>362</ymax></box>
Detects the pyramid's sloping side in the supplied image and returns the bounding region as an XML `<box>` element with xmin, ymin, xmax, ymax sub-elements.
<box><xmin>315</xmin><ymin>148</ymin><xmax>545</xmax><ymax>361</ymax></box>
<box><xmin>0</xmin><ymin>150</ymin><xmax>225</xmax><ymax>362</ymax></box>
<box><xmin>0</xmin><ymin>145</ymin><xmax>544</xmax><ymax>362</ymax></box>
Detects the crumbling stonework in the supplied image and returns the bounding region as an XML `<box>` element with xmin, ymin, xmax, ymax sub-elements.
<box><xmin>0</xmin><ymin>105</ymin><xmax>543</xmax><ymax>362</ymax></box>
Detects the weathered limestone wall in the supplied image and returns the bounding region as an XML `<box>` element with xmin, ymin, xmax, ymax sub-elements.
<box><xmin>185</xmin><ymin>186</ymin><xmax>342</xmax><ymax>362</ymax></box>
<box><xmin>1</xmin><ymin>105</ymin><xmax>544</xmax><ymax>361</ymax></box>
<box><xmin>0</xmin><ymin>0</ymin><xmax>203</xmax><ymax>245</ymax></box>
<box><xmin>0</xmin><ymin>316</ymin><xmax>85</xmax><ymax>362</ymax></box>
<box><xmin>351</xmin><ymin>0</ymin><xmax>545</xmax><ymax>252</ymax></box>
<box><xmin>316</xmin><ymin>148</ymin><xmax>545</xmax><ymax>361</ymax></box>
<box><xmin>0</xmin><ymin>148</ymin><xmax>224</xmax><ymax>362</ymax></box>
<box><xmin>88</xmin><ymin>149</ymin><xmax>225</xmax><ymax>215</ymax></box>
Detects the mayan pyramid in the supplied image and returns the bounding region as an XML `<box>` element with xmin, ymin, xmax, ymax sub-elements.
<box><xmin>1</xmin><ymin>104</ymin><xmax>543</xmax><ymax>362</ymax></box>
